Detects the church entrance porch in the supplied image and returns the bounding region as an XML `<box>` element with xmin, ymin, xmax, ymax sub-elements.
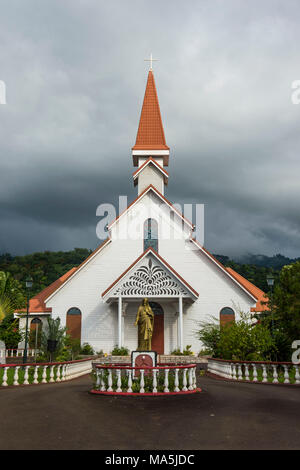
<box><xmin>101</xmin><ymin>249</ymin><xmax>199</xmax><ymax>355</ymax></box>
<box><xmin>106</xmin><ymin>296</ymin><xmax>193</xmax><ymax>355</ymax></box>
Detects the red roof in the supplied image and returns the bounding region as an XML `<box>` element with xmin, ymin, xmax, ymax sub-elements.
<box><xmin>132</xmin><ymin>70</ymin><xmax>169</xmax><ymax>151</ymax></box>
<box><xmin>190</xmin><ymin>238</ymin><xmax>268</xmax><ymax>311</ymax></box>
<box><xmin>225</xmin><ymin>267</ymin><xmax>269</xmax><ymax>312</ymax></box>
<box><xmin>16</xmin><ymin>268</ymin><xmax>77</xmax><ymax>314</ymax></box>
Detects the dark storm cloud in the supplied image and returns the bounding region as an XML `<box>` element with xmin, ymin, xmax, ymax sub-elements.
<box><xmin>0</xmin><ymin>0</ymin><xmax>300</xmax><ymax>257</ymax></box>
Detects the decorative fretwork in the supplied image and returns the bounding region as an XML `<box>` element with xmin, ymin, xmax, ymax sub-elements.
<box><xmin>113</xmin><ymin>258</ymin><xmax>189</xmax><ymax>297</ymax></box>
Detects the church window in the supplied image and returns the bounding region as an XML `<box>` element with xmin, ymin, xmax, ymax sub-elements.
<box><xmin>144</xmin><ymin>218</ymin><xmax>158</xmax><ymax>252</ymax></box>
<box><xmin>66</xmin><ymin>308</ymin><xmax>82</xmax><ymax>341</ymax></box>
<box><xmin>219</xmin><ymin>307</ymin><xmax>235</xmax><ymax>327</ymax></box>
<box><xmin>67</xmin><ymin>307</ymin><xmax>81</xmax><ymax>315</ymax></box>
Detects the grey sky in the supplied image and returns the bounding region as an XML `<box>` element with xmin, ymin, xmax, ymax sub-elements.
<box><xmin>0</xmin><ymin>0</ymin><xmax>300</xmax><ymax>258</ymax></box>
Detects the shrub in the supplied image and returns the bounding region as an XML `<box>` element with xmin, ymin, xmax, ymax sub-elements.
<box><xmin>170</xmin><ymin>345</ymin><xmax>194</xmax><ymax>356</ymax></box>
<box><xmin>196</xmin><ymin>312</ymin><xmax>275</xmax><ymax>361</ymax></box>
<box><xmin>111</xmin><ymin>346</ymin><xmax>129</xmax><ymax>356</ymax></box>
<box><xmin>80</xmin><ymin>343</ymin><xmax>94</xmax><ymax>355</ymax></box>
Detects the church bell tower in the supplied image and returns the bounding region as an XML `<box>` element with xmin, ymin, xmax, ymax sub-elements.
<box><xmin>132</xmin><ymin>66</ymin><xmax>169</xmax><ymax>196</ymax></box>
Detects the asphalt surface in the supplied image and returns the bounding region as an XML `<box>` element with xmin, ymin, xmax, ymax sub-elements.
<box><xmin>0</xmin><ymin>374</ymin><xmax>300</xmax><ymax>450</ymax></box>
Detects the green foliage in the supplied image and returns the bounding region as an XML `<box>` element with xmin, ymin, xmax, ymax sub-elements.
<box><xmin>196</xmin><ymin>312</ymin><xmax>274</xmax><ymax>361</ymax></box>
<box><xmin>40</xmin><ymin>317</ymin><xmax>67</xmax><ymax>361</ymax></box>
<box><xmin>0</xmin><ymin>249</ymin><xmax>92</xmax><ymax>298</ymax></box>
<box><xmin>0</xmin><ymin>271</ymin><xmax>25</xmax><ymax>323</ymax></box>
<box><xmin>111</xmin><ymin>346</ymin><xmax>129</xmax><ymax>356</ymax></box>
<box><xmin>257</xmin><ymin>261</ymin><xmax>300</xmax><ymax>361</ymax></box>
<box><xmin>0</xmin><ymin>313</ymin><xmax>23</xmax><ymax>348</ymax></box>
<box><xmin>80</xmin><ymin>342</ymin><xmax>94</xmax><ymax>355</ymax></box>
<box><xmin>170</xmin><ymin>345</ymin><xmax>194</xmax><ymax>356</ymax></box>
<box><xmin>64</xmin><ymin>336</ymin><xmax>81</xmax><ymax>360</ymax></box>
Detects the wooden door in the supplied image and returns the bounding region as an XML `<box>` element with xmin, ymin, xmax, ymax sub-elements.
<box><xmin>151</xmin><ymin>313</ymin><xmax>164</xmax><ymax>354</ymax></box>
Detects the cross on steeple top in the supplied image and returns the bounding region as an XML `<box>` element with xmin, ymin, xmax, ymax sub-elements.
<box><xmin>144</xmin><ymin>53</ymin><xmax>158</xmax><ymax>71</ymax></box>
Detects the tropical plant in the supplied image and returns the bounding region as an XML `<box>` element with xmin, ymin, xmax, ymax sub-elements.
<box><xmin>195</xmin><ymin>312</ymin><xmax>274</xmax><ymax>361</ymax></box>
<box><xmin>0</xmin><ymin>313</ymin><xmax>23</xmax><ymax>348</ymax></box>
<box><xmin>40</xmin><ymin>317</ymin><xmax>67</xmax><ymax>361</ymax></box>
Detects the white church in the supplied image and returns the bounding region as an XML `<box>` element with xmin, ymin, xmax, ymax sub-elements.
<box><xmin>16</xmin><ymin>67</ymin><xmax>266</xmax><ymax>355</ymax></box>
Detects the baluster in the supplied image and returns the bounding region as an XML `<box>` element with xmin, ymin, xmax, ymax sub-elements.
<box><xmin>49</xmin><ymin>365</ymin><xmax>55</xmax><ymax>383</ymax></box>
<box><xmin>283</xmin><ymin>365</ymin><xmax>290</xmax><ymax>384</ymax></box>
<box><xmin>127</xmin><ymin>369</ymin><xmax>133</xmax><ymax>393</ymax></box>
<box><xmin>96</xmin><ymin>369</ymin><xmax>101</xmax><ymax>389</ymax></box>
<box><xmin>174</xmin><ymin>368</ymin><xmax>179</xmax><ymax>392</ymax></box>
<box><xmin>152</xmin><ymin>368</ymin><xmax>157</xmax><ymax>393</ymax></box>
<box><xmin>116</xmin><ymin>369</ymin><xmax>122</xmax><ymax>392</ymax></box>
<box><xmin>13</xmin><ymin>366</ymin><xmax>20</xmax><ymax>386</ymax></box>
<box><xmin>238</xmin><ymin>364</ymin><xmax>243</xmax><ymax>380</ymax></box>
<box><xmin>107</xmin><ymin>369</ymin><xmax>113</xmax><ymax>392</ymax></box>
<box><xmin>42</xmin><ymin>366</ymin><xmax>47</xmax><ymax>383</ymax></box>
<box><xmin>193</xmin><ymin>367</ymin><xmax>197</xmax><ymax>389</ymax></box>
<box><xmin>262</xmin><ymin>364</ymin><xmax>268</xmax><ymax>383</ymax></box>
<box><xmin>230</xmin><ymin>363</ymin><xmax>235</xmax><ymax>379</ymax></box>
<box><xmin>252</xmin><ymin>363</ymin><xmax>258</xmax><ymax>382</ymax></box>
<box><xmin>24</xmin><ymin>366</ymin><xmax>30</xmax><ymax>385</ymax></box>
<box><xmin>188</xmin><ymin>367</ymin><xmax>193</xmax><ymax>391</ymax></box>
<box><xmin>33</xmin><ymin>366</ymin><xmax>39</xmax><ymax>384</ymax></box>
<box><xmin>295</xmin><ymin>365</ymin><xmax>300</xmax><ymax>385</ymax></box>
<box><xmin>61</xmin><ymin>364</ymin><xmax>67</xmax><ymax>381</ymax></box>
<box><xmin>272</xmin><ymin>365</ymin><xmax>278</xmax><ymax>384</ymax></box>
<box><xmin>245</xmin><ymin>364</ymin><xmax>250</xmax><ymax>381</ymax></box>
<box><xmin>182</xmin><ymin>368</ymin><xmax>188</xmax><ymax>391</ymax></box>
<box><xmin>140</xmin><ymin>369</ymin><xmax>145</xmax><ymax>393</ymax></box>
<box><xmin>56</xmin><ymin>365</ymin><xmax>61</xmax><ymax>382</ymax></box>
<box><xmin>2</xmin><ymin>367</ymin><xmax>8</xmax><ymax>386</ymax></box>
<box><xmin>164</xmin><ymin>368</ymin><xmax>169</xmax><ymax>393</ymax></box>
<box><xmin>21</xmin><ymin>350</ymin><xmax>24</xmax><ymax>357</ymax></box>
<box><xmin>100</xmin><ymin>369</ymin><xmax>106</xmax><ymax>391</ymax></box>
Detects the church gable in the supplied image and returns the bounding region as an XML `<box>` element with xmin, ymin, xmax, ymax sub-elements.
<box><xmin>102</xmin><ymin>249</ymin><xmax>198</xmax><ymax>300</ymax></box>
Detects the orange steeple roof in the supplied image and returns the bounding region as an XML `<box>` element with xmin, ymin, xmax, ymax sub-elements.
<box><xmin>132</xmin><ymin>70</ymin><xmax>169</xmax><ymax>151</ymax></box>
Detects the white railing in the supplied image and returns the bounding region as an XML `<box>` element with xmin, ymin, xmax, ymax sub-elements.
<box><xmin>0</xmin><ymin>357</ymin><xmax>95</xmax><ymax>387</ymax></box>
<box><xmin>92</xmin><ymin>363</ymin><xmax>198</xmax><ymax>395</ymax></box>
<box><xmin>0</xmin><ymin>349</ymin><xmax>39</xmax><ymax>359</ymax></box>
<box><xmin>208</xmin><ymin>358</ymin><xmax>300</xmax><ymax>385</ymax></box>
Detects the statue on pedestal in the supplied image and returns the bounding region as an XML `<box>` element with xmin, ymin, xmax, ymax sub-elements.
<box><xmin>134</xmin><ymin>298</ymin><xmax>154</xmax><ymax>351</ymax></box>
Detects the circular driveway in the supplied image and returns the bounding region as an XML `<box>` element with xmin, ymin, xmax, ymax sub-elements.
<box><xmin>0</xmin><ymin>375</ymin><xmax>299</xmax><ymax>449</ymax></box>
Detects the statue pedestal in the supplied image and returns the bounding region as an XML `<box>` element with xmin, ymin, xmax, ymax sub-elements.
<box><xmin>131</xmin><ymin>351</ymin><xmax>157</xmax><ymax>378</ymax></box>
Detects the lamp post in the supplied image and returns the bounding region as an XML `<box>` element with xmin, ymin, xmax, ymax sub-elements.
<box><xmin>266</xmin><ymin>274</ymin><xmax>275</xmax><ymax>337</ymax></box>
<box><xmin>23</xmin><ymin>277</ymin><xmax>33</xmax><ymax>364</ymax></box>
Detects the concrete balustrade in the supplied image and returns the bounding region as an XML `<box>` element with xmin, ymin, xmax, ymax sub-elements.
<box><xmin>0</xmin><ymin>357</ymin><xmax>95</xmax><ymax>387</ymax></box>
<box><xmin>208</xmin><ymin>358</ymin><xmax>300</xmax><ymax>385</ymax></box>
<box><xmin>0</xmin><ymin>348</ymin><xmax>39</xmax><ymax>359</ymax></box>
<box><xmin>92</xmin><ymin>363</ymin><xmax>199</xmax><ymax>396</ymax></box>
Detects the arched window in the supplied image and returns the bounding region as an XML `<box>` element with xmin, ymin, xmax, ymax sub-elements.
<box><xmin>220</xmin><ymin>307</ymin><xmax>235</xmax><ymax>327</ymax></box>
<box><xmin>144</xmin><ymin>218</ymin><xmax>158</xmax><ymax>252</ymax></box>
<box><xmin>66</xmin><ymin>307</ymin><xmax>82</xmax><ymax>340</ymax></box>
<box><xmin>67</xmin><ymin>307</ymin><xmax>81</xmax><ymax>316</ymax></box>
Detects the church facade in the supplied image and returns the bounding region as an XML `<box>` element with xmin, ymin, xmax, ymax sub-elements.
<box><xmin>16</xmin><ymin>69</ymin><xmax>267</xmax><ymax>355</ymax></box>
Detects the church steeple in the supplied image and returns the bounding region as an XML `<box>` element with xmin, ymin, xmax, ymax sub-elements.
<box><xmin>132</xmin><ymin>69</ymin><xmax>170</xmax><ymax>195</ymax></box>
<box><xmin>132</xmin><ymin>70</ymin><xmax>169</xmax><ymax>167</ymax></box>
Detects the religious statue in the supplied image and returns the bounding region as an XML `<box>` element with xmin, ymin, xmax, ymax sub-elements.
<box><xmin>134</xmin><ymin>298</ymin><xmax>154</xmax><ymax>350</ymax></box>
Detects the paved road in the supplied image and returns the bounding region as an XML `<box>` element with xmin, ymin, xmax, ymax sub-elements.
<box><xmin>0</xmin><ymin>375</ymin><xmax>300</xmax><ymax>450</ymax></box>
